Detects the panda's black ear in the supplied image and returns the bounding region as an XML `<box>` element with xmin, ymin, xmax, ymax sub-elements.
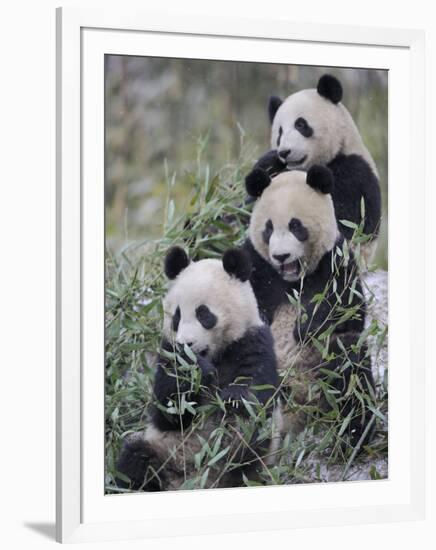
<box><xmin>268</xmin><ymin>95</ymin><xmax>283</xmax><ymax>123</ymax></box>
<box><xmin>223</xmin><ymin>248</ymin><xmax>252</xmax><ymax>282</ymax></box>
<box><xmin>164</xmin><ymin>246</ymin><xmax>189</xmax><ymax>279</ymax></box>
<box><xmin>317</xmin><ymin>74</ymin><xmax>343</xmax><ymax>104</ymax></box>
<box><xmin>245</xmin><ymin>168</ymin><xmax>272</xmax><ymax>198</ymax></box>
<box><xmin>306</xmin><ymin>165</ymin><xmax>334</xmax><ymax>195</ymax></box>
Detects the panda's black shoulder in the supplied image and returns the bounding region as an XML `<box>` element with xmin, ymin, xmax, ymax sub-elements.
<box><xmin>303</xmin><ymin>238</ymin><xmax>366</xmax><ymax>334</ymax></box>
<box><xmin>308</xmin><ymin>235</ymin><xmax>361</xmax><ymax>285</ymax></box>
<box><xmin>327</xmin><ymin>153</ymin><xmax>381</xmax><ymax>237</ymax></box>
<box><xmin>223</xmin><ymin>324</ymin><xmax>275</xmax><ymax>361</ymax></box>
<box><xmin>220</xmin><ymin>324</ymin><xmax>278</xmax><ymax>387</ymax></box>
<box><xmin>328</xmin><ymin>153</ymin><xmax>377</xmax><ymax>182</ymax></box>
<box><xmin>327</xmin><ymin>153</ymin><xmax>380</xmax><ymax>199</ymax></box>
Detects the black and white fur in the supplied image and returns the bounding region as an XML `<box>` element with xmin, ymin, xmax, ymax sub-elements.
<box><xmin>244</xmin><ymin>166</ymin><xmax>375</xmax><ymax>446</ymax></box>
<box><xmin>253</xmin><ymin>74</ymin><xmax>381</xmax><ymax>263</ymax></box>
<box><xmin>116</xmin><ymin>247</ymin><xmax>280</xmax><ymax>491</ymax></box>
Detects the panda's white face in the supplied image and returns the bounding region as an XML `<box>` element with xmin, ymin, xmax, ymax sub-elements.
<box><xmin>271</xmin><ymin>89</ymin><xmax>346</xmax><ymax>171</ymax></box>
<box><xmin>249</xmin><ymin>171</ymin><xmax>338</xmax><ymax>282</ymax></box>
<box><xmin>163</xmin><ymin>259</ymin><xmax>262</xmax><ymax>358</ymax></box>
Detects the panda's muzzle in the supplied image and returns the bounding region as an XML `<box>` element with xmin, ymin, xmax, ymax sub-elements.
<box><xmin>278</xmin><ymin>149</ymin><xmax>307</xmax><ymax>167</ymax></box>
<box><xmin>272</xmin><ymin>253</ymin><xmax>301</xmax><ymax>277</ymax></box>
<box><xmin>271</xmin><ymin>256</ymin><xmax>301</xmax><ymax>278</ymax></box>
<box><xmin>286</xmin><ymin>155</ymin><xmax>307</xmax><ymax>168</ymax></box>
<box><xmin>273</xmin><ymin>253</ymin><xmax>290</xmax><ymax>264</ymax></box>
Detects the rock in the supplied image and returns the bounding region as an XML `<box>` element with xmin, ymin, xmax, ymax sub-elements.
<box><xmin>362</xmin><ymin>269</ymin><xmax>388</xmax><ymax>392</ymax></box>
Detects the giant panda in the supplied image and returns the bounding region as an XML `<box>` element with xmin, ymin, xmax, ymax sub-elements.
<box><xmin>251</xmin><ymin>74</ymin><xmax>382</xmax><ymax>264</ymax></box>
<box><xmin>116</xmin><ymin>246</ymin><xmax>281</xmax><ymax>491</ymax></box>
<box><xmin>243</xmin><ymin>164</ymin><xmax>376</xmax><ymax>447</ymax></box>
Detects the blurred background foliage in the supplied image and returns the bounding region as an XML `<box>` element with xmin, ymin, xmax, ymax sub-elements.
<box><xmin>105</xmin><ymin>56</ymin><xmax>388</xmax><ymax>267</ymax></box>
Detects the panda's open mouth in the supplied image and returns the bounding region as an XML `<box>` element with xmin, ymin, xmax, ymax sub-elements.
<box><xmin>287</xmin><ymin>155</ymin><xmax>307</xmax><ymax>168</ymax></box>
<box><xmin>279</xmin><ymin>259</ymin><xmax>301</xmax><ymax>277</ymax></box>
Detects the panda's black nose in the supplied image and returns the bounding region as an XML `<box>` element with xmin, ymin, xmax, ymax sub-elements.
<box><xmin>273</xmin><ymin>253</ymin><xmax>290</xmax><ymax>263</ymax></box>
<box><xmin>278</xmin><ymin>149</ymin><xmax>291</xmax><ymax>160</ymax></box>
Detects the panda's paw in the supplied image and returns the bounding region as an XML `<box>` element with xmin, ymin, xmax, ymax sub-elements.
<box><xmin>115</xmin><ymin>436</ymin><xmax>163</xmax><ymax>492</ymax></box>
<box><xmin>245</xmin><ymin>168</ymin><xmax>272</xmax><ymax>198</ymax></box>
<box><xmin>253</xmin><ymin>149</ymin><xmax>287</xmax><ymax>176</ymax></box>
<box><xmin>220</xmin><ymin>385</ymin><xmax>250</xmax><ymax>412</ymax></box>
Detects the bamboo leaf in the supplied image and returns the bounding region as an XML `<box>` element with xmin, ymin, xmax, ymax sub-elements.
<box><xmin>207</xmin><ymin>446</ymin><xmax>230</xmax><ymax>467</ymax></box>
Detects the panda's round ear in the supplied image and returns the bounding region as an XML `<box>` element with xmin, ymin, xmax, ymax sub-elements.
<box><xmin>164</xmin><ymin>246</ymin><xmax>189</xmax><ymax>279</ymax></box>
<box><xmin>306</xmin><ymin>165</ymin><xmax>334</xmax><ymax>195</ymax></box>
<box><xmin>317</xmin><ymin>74</ymin><xmax>343</xmax><ymax>104</ymax></box>
<box><xmin>245</xmin><ymin>168</ymin><xmax>272</xmax><ymax>198</ymax></box>
<box><xmin>268</xmin><ymin>95</ymin><xmax>283</xmax><ymax>123</ymax></box>
<box><xmin>223</xmin><ymin>248</ymin><xmax>252</xmax><ymax>282</ymax></box>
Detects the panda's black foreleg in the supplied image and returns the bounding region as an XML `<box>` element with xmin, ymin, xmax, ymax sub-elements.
<box><xmin>320</xmin><ymin>334</ymin><xmax>376</xmax><ymax>450</ymax></box>
<box><xmin>115</xmin><ymin>436</ymin><xmax>164</xmax><ymax>492</ymax></box>
<box><xmin>334</xmin><ymin>363</ymin><xmax>376</xmax><ymax>449</ymax></box>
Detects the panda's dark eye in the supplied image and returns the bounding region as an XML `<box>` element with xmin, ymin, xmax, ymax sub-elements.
<box><xmin>196</xmin><ymin>305</ymin><xmax>217</xmax><ymax>330</ymax></box>
<box><xmin>276</xmin><ymin>126</ymin><xmax>283</xmax><ymax>147</ymax></box>
<box><xmin>289</xmin><ymin>217</ymin><xmax>309</xmax><ymax>242</ymax></box>
<box><xmin>262</xmin><ymin>219</ymin><xmax>274</xmax><ymax>245</ymax></box>
<box><xmin>172</xmin><ymin>306</ymin><xmax>181</xmax><ymax>331</ymax></box>
<box><xmin>294</xmin><ymin>117</ymin><xmax>313</xmax><ymax>138</ymax></box>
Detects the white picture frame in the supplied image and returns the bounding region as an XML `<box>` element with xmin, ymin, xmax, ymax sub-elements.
<box><xmin>56</xmin><ymin>6</ymin><xmax>426</xmax><ymax>543</ymax></box>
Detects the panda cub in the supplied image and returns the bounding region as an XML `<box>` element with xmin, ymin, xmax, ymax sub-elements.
<box><xmin>116</xmin><ymin>247</ymin><xmax>280</xmax><ymax>491</ymax></box>
<box><xmin>244</xmin><ymin>165</ymin><xmax>375</xmax><ymax>445</ymax></box>
<box><xmin>252</xmin><ymin>74</ymin><xmax>381</xmax><ymax>263</ymax></box>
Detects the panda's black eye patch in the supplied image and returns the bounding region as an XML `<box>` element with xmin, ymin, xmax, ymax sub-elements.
<box><xmin>172</xmin><ymin>306</ymin><xmax>181</xmax><ymax>332</ymax></box>
<box><xmin>262</xmin><ymin>219</ymin><xmax>274</xmax><ymax>244</ymax></box>
<box><xmin>294</xmin><ymin>117</ymin><xmax>313</xmax><ymax>138</ymax></box>
<box><xmin>276</xmin><ymin>126</ymin><xmax>283</xmax><ymax>147</ymax></box>
<box><xmin>289</xmin><ymin>218</ymin><xmax>309</xmax><ymax>242</ymax></box>
<box><xmin>196</xmin><ymin>305</ymin><xmax>217</xmax><ymax>330</ymax></box>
